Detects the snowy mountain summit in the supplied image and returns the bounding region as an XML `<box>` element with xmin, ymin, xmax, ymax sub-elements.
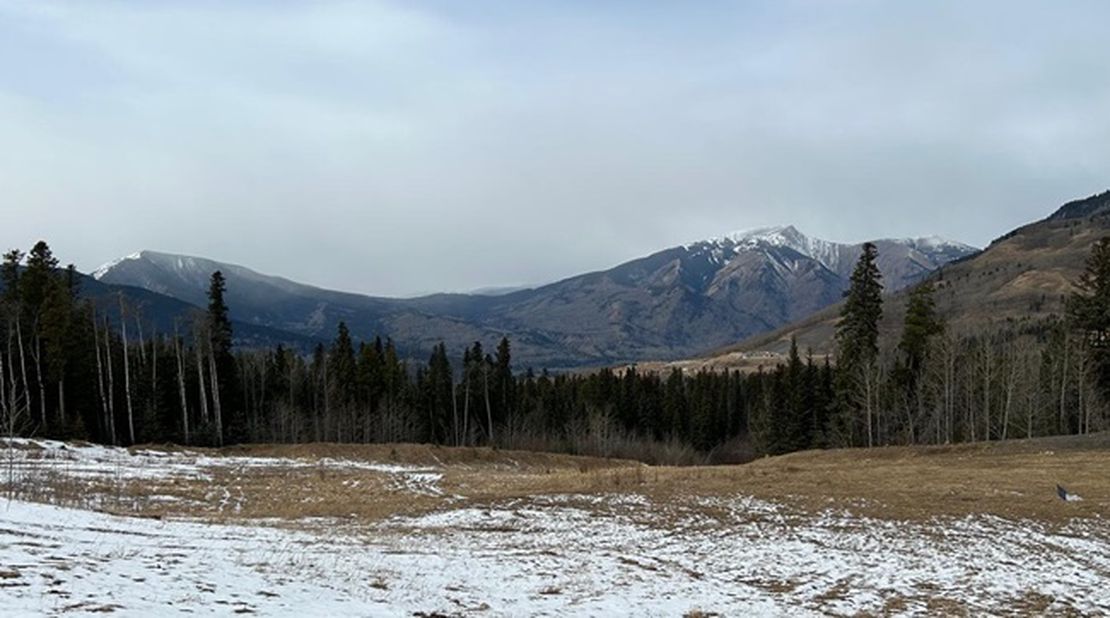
<box><xmin>695</xmin><ymin>225</ymin><xmax>975</xmax><ymax>275</ymax></box>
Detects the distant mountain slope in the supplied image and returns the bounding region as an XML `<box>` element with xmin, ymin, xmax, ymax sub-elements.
<box><xmin>703</xmin><ymin>190</ymin><xmax>1110</xmax><ymax>362</ymax></box>
<box><xmin>0</xmin><ymin>270</ymin><xmax>317</xmax><ymax>351</ymax></box>
<box><xmin>94</xmin><ymin>228</ymin><xmax>974</xmax><ymax>367</ymax></box>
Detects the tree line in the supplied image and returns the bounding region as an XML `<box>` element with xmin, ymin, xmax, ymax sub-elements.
<box><xmin>1</xmin><ymin>240</ymin><xmax>1107</xmax><ymax>464</ymax></box>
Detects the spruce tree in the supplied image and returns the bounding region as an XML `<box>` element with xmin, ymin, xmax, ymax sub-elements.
<box><xmin>206</xmin><ymin>271</ymin><xmax>238</xmax><ymax>443</ymax></box>
<box><xmin>21</xmin><ymin>241</ymin><xmax>59</xmax><ymax>317</ymax></box>
<box><xmin>329</xmin><ymin>321</ymin><xmax>357</xmax><ymax>408</ymax></box>
<box><xmin>897</xmin><ymin>281</ymin><xmax>943</xmax><ymax>398</ymax></box>
<box><xmin>207</xmin><ymin>271</ymin><xmax>233</xmax><ymax>360</ymax></box>
<box><xmin>834</xmin><ymin>242</ymin><xmax>884</xmax><ymax>447</ymax></box>
<box><xmin>494</xmin><ymin>337</ymin><xmax>512</xmax><ymax>431</ymax></box>
<box><xmin>837</xmin><ymin>243</ymin><xmax>883</xmax><ymax>368</ymax></box>
<box><xmin>1067</xmin><ymin>236</ymin><xmax>1110</xmax><ymax>404</ymax></box>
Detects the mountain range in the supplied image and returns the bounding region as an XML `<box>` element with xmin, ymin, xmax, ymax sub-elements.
<box><xmin>680</xmin><ymin>190</ymin><xmax>1110</xmax><ymax>370</ymax></box>
<box><xmin>91</xmin><ymin>227</ymin><xmax>974</xmax><ymax>368</ymax></box>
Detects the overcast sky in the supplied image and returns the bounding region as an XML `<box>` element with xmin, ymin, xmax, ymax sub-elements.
<box><xmin>2</xmin><ymin>1</ymin><xmax>1108</xmax><ymax>296</ymax></box>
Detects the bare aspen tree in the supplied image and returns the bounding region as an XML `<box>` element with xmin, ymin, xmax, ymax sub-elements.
<box><xmin>92</xmin><ymin>311</ymin><xmax>109</xmax><ymax>443</ymax></box>
<box><xmin>3</xmin><ymin>329</ymin><xmax>27</xmax><ymax>498</ymax></box>
<box><xmin>288</xmin><ymin>357</ymin><xmax>297</xmax><ymax>443</ymax></box>
<box><xmin>103</xmin><ymin>316</ymin><xmax>117</xmax><ymax>445</ymax></box>
<box><xmin>119</xmin><ymin>295</ymin><xmax>136</xmax><ymax>444</ymax></box>
<box><xmin>150</xmin><ymin>330</ymin><xmax>158</xmax><ymax>425</ymax></box>
<box><xmin>320</xmin><ymin>354</ymin><xmax>328</xmax><ymax>442</ymax></box>
<box><xmin>1</xmin><ymin>341</ymin><xmax>9</xmax><ymax>496</ymax></box>
<box><xmin>462</xmin><ymin>365</ymin><xmax>471</xmax><ymax>446</ymax></box>
<box><xmin>1077</xmin><ymin>348</ymin><xmax>1091</xmax><ymax>435</ymax></box>
<box><xmin>208</xmin><ymin>326</ymin><xmax>223</xmax><ymax>446</ymax></box>
<box><xmin>943</xmin><ymin>335</ymin><xmax>956</xmax><ymax>443</ymax></box>
<box><xmin>1026</xmin><ymin>380</ymin><xmax>1037</xmax><ymax>439</ymax></box>
<box><xmin>451</xmin><ymin>371</ymin><xmax>459</xmax><ymax>447</ymax></box>
<box><xmin>15</xmin><ymin>317</ymin><xmax>31</xmax><ymax>433</ymax></box>
<box><xmin>963</xmin><ymin>356</ymin><xmax>976</xmax><ymax>443</ymax></box>
<box><xmin>0</xmin><ymin>337</ymin><xmax>7</xmax><ymax>422</ymax></box>
<box><xmin>135</xmin><ymin>312</ymin><xmax>146</xmax><ymax>365</ymax></box>
<box><xmin>483</xmin><ymin>361</ymin><xmax>494</xmax><ymax>444</ymax></box>
<box><xmin>852</xmin><ymin>359</ymin><xmax>881</xmax><ymax>448</ymax></box>
<box><xmin>977</xmin><ymin>338</ymin><xmax>993</xmax><ymax>441</ymax></box>
<box><xmin>1001</xmin><ymin>345</ymin><xmax>1015</xmax><ymax>441</ymax></box>
<box><xmin>194</xmin><ymin>332</ymin><xmax>210</xmax><ymax>424</ymax></box>
<box><xmin>174</xmin><ymin>322</ymin><xmax>189</xmax><ymax>444</ymax></box>
<box><xmin>256</xmin><ymin>356</ymin><xmax>267</xmax><ymax>441</ymax></box>
<box><xmin>57</xmin><ymin>365</ymin><xmax>65</xmax><ymax>429</ymax></box>
<box><xmin>29</xmin><ymin>330</ymin><xmax>46</xmax><ymax>429</ymax></box>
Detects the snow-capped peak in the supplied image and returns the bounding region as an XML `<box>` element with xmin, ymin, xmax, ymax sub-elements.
<box><xmin>92</xmin><ymin>251</ymin><xmax>145</xmax><ymax>280</ymax></box>
<box><xmin>699</xmin><ymin>226</ymin><xmax>845</xmax><ymax>271</ymax></box>
<box><xmin>688</xmin><ymin>226</ymin><xmax>976</xmax><ymax>274</ymax></box>
<box><xmin>909</xmin><ymin>235</ymin><xmax>976</xmax><ymax>252</ymax></box>
<box><xmin>717</xmin><ymin>225</ymin><xmax>796</xmax><ymax>245</ymax></box>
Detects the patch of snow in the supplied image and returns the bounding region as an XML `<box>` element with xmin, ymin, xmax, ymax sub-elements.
<box><xmin>0</xmin><ymin>439</ymin><xmax>446</xmax><ymax>497</ymax></box>
<box><xmin>3</xmin><ymin>442</ymin><xmax>1108</xmax><ymax>615</ymax></box>
<box><xmin>91</xmin><ymin>251</ymin><xmax>144</xmax><ymax>280</ymax></box>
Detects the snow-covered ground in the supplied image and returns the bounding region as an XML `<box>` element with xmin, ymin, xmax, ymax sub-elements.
<box><xmin>2</xmin><ymin>441</ymin><xmax>1109</xmax><ymax>616</ymax></box>
<box><xmin>0</xmin><ymin>439</ymin><xmax>448</xmax><ymax>513</ymax></box>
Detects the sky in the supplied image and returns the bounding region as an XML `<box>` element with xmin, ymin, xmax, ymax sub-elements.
<box><xmin>2</xmin><ymin>0</ymin><xmax>1109</xmax><ymax>297</ymax></box>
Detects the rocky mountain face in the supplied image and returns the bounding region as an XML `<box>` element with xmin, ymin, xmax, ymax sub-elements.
<box><xmin>93</xmin><ymin>228</ymin><xmax>975</xmax><ymax>368</ymax></box>
<box><xmin>714</xmin><ymin>190</ymin><xmax>1110</xmax><ymax>361</ymax></box>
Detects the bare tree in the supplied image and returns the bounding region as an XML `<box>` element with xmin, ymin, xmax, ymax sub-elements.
<box><xmin>28</xmin><ymin>327</ymin><xmax>46</xmax><ymax>430</ymax></box>
<box><xmin>150</xmin><ymin>329</ymin><xmax>158</xmax><ymax>430</ymax></box>
<box><xmin>119</xmin><ymin>295</ymin><xmax>135</xmax><ymax>444</ymax></box>
<box><xmin>483</xmin><ymin>361</ymin><xmax>495</xmax><ymax>445</ymax></box>
<box><xmin>92</xmin><ymin>311</ymin><xmax>111</xmax><ymax>444</ymax></box>
<box><xmin>207</xmin><ymin>326</ymin><xmax>223</xmax><ymax>447</ymax></box>
<box><xmin>103</xmin><ymin>316</ymin><xmax>117</xmax><ymax>445</ymax></box>
<box><xmin>14</xmin><ymin>316</ymin><xmax>31</xmax><ymax>434</ymax></box>
<box><xmin>451</xmin><ymin>371</ymin><xmax>459</xmax><ymax>447</ymax></box>
<box><xmin>193</xmin><ymin>327</ymin><xmax>210</xmax><ymax>425</ymax></box>
<box><xmin>174</xmin><ymin>322</ymin><xmax>190</xmax><ymax>445</ymax></box>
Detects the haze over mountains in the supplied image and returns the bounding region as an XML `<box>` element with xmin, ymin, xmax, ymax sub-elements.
<box><xmin>92</xmin><ymin>228</ymin><xmax>974</xmax><ymax>368</ymax></box>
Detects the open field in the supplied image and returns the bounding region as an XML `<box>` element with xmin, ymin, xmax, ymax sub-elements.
<box><xmin>2</xmin><ymin>435</ymin><xmax>1109</xmax><ymax>616</ymax></box>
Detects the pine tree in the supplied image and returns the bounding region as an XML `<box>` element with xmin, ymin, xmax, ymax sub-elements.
<box><xmin>207</xmin><ymin>271</ymin><xmax>233</xmax><ymax>360</ymax></box>
<box><xmin>328</xmin><ymin>322</ymin><xmax>357</xmax><ymax>439</ymax></box>
<box><xmin>21</xmin><ymin>242</ymin><xmax>60</xmax><ymax>431</ymax></box>
<box><xmin>896</xmin><ymin>280</ymin><xmax>943</xmax><ymax>402</ymax></box>
<box><xmin>1067</xmin><ymin>236</ymin><xmax>1110</xmax><ymax>404</ymax></box>
<box><xmin>41</xmin><ymin>279</ymin><xmax>74</xmax><ymax>431</ymax></box>
<box><xmin>20</xmin><ymin>241</ymin><xmax>59</xmax><ymax>318</ymax></box>
<box><xmin>494</xmin><ymin>337</ymin><xmax>513</xmax><ymax>432</ymax></box>
<box><xmin>426</xmin><ymin>342</ymin><xmax>453</xmax><ymax>444</ymax></box>
<box><xmin>835</xmin><ymin>242</ymin><xmax>884</xmax><ymax>447</ymax></box>
<box><xmin>206</xmin><ymin>271</ymin><xmax>237</xmax><ymax>444</ymax></box>
<box><xmin>329</xmin><ymin>322</ymin><xmax>357</xmax><ymax>407</ymax></box>
<box><xmin>837</xmin><ymin>243</ymin><xmax>883</xmax><ymax>367</ymax></box>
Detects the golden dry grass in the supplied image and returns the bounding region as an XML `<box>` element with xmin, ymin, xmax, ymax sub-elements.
<box><xmin>7</xmin><ymin>433</ymin><xmax>1108</xmax><ymax>527</ymax></box>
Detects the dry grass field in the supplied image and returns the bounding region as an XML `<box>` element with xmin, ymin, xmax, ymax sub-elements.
<box><xmin>3</xmin><ymin>434</ymin><xmax>1109</xmax><ymax>615</ymax></box>
<box><xmin>9</xmin><ymin>432</ymin><xmax>1106</xmax><ymax>525</ymax></box>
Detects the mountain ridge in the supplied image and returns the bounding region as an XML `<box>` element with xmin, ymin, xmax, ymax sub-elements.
<box><xmin>674</xmin><ymin>189</ymin><xmax>1110</xmax><ymax>371</ymax></box>
<box><xmin>93</xmin><ymin>226</ymin><xmax>975</xmax><ymax>367</ymax></box>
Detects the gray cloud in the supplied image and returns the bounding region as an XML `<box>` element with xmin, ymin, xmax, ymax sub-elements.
<box><xmin>1</xmin><ymin>0</ymin><xmax>1108</xmax><ymax>296</ymax></box>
